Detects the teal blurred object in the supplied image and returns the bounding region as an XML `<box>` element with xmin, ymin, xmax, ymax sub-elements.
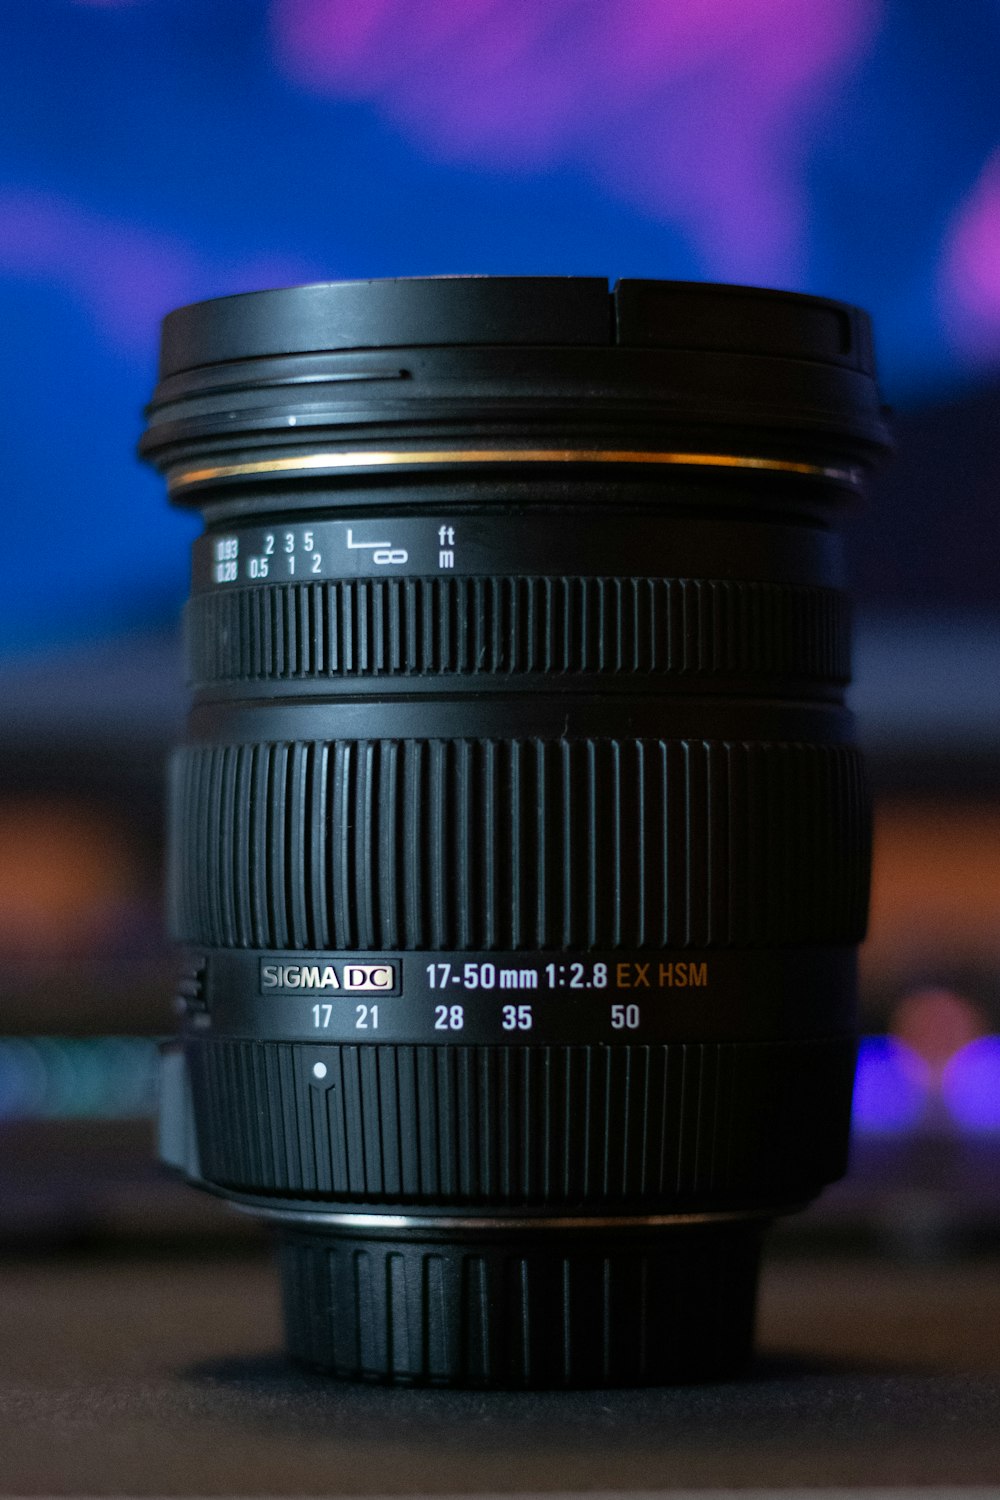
<box><xmin>0</xmin><ymin>1037</ymin><xmax>158</xmax><ymax>1121</ymax></box>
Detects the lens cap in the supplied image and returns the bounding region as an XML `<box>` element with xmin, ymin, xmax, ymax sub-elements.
<box><xmin>158</xmin><ymin>276</ymin><xmax>876</xmax><ymax>379</ymax></box>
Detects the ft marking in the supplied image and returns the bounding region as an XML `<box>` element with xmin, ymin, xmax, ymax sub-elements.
<box><xmin>615</xmin><ymin>961</ymin><xmax>708</xmax><ymax>988</ymax></box>
<box><xmin>438</xmin><ymin>524</ymin><xmax>456</xmax><ymax>569</ymax></box>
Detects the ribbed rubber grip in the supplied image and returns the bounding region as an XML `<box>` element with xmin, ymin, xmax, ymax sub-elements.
<box><xmin>186</xmin><ymin>577</ymin><xmax>848</xmax><ymax>684</ymax></box>
<box><xmin>188</xmin><ymin>1036</ymin><xmax>855</xmax><ymax>1203</ymax></box>
<box><xmin>169</xmin><ymin>738</ymin><xmax>870</xmax><ymax>949</ymax></box>
<box><xmin>278</xmin><ymin>1218</ymin><xmax>763</xmax><ymax>1386</ymax></box>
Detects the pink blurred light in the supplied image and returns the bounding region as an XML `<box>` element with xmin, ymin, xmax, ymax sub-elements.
<box><xmin>940</xmin><ymin>149</ymin><xmax>1000</xmax><ymax>360</ymax></box>
<box><xmin>891</xmin><ymin>986</ymin><xmax>984</xmax><ymax>1077</ymax></box>
<box><xmin>603</xmin><ymin>0</ymin><xmax>880</xmax><ymax>283</ymax></box>
<box><xmin>0</xmin><ymin>190</ymin><xmax>317</xmax><ymax>355</ymax></box>
<box><xmin>0</xmin><ymin>191</ymin><xmax>195</xmax><ymax>350</ymax></box>
<box><xmin>271</xmin><ymin>0</ymin><xmax>882</xmax><ymax>283</ymax></box>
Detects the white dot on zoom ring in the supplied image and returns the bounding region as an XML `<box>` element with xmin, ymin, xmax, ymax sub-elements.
<box><xmin>312</xmin><ymin>1062</ymin><xmax>328</xmax><ymax>1079</ymax></box>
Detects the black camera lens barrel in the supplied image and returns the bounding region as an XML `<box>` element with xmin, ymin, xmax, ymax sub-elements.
<box><xmin>144</xmin><ymin>277</ymin><xmax>889</xmax><ymax>1387</ymax></box>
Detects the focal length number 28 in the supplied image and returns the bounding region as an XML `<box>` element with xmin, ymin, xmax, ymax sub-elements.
<box><xmin>434</xmin><ymin>1004</ymin><xmax>534</xmax><ymax>1030</ymax></box>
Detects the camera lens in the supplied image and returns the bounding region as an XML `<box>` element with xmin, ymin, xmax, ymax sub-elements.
<box><xmin>142</xmin><ymin>276</ymin><xmax>889</xmax><ymax>1387</ymax></box>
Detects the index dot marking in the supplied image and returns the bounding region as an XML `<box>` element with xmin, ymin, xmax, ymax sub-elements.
<box><xmin>312</xmin><ymin>1061</ymin><xmax>328</xmax><ymax>1080</ymax></box>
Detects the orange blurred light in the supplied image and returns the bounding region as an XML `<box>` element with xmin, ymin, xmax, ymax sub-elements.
<box><xmin>863</xmin><ymin>800</ymin><xmax>1000</xmax><ymax>982</ymax></box>
<box><xmin>0</xmin><ymin>797</ymin><xmax>139</xmax><ymax>959</ymax></box>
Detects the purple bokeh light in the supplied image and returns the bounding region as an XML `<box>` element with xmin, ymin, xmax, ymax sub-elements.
<box><xmin>852</xmin><ymin>1036</ymin><xmax>931</xmax><ymax>1135</ymax></box>
<box><xmin>942</xmin><ymin>1036</ymin><xmax>1000</xmax><ymax>1133</ymax></box>
<box><xmin>271</xmin><ymin>0</ymin><xmax>882</xmax><ymax>284</ymax></box>
<box><xmin>0</xmin><ymin>189</ymin><xmax>318</xmax><ymax>358</ymax></box>
<box><xmin>941</xmin><ymin>149</ymin><xmax>1000</xmax><ymax>361</ymax></box>
<box><xmin>0</xmin><ymin>190</ymin><xmax>200</xmax><ymax>353</ymax></box>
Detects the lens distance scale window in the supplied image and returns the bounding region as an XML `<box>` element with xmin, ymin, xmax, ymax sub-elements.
<box><xmin>193</xmin><ymin>516</ymin><xmax>841</xmax><ymax>590</ymax></box>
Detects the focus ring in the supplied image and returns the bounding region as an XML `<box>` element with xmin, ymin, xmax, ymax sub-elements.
<box><xmin>169</xmin><ymin>738</ymin><xmax>870</xmax><ymax>949</ymax></box>
<box><xmin>185</xmin><ymin>577</ymin><xmax>848</xmax><ymax>685</ymax></box>
<box><xmin>189</xmin><ymin>1036</ymin><xmax>855</xmax><ymax>1204</ymax></box>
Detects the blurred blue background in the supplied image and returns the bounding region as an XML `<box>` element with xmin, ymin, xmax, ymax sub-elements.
<box><xmin>1</xmin><ymin>0</ymin><xmax>1000</xmax><ymax>654</ymax></box>
<box><xmin>0</xmin><ymin>1</ymin><xmax>998</xmax><ymax>1225</ymax></box>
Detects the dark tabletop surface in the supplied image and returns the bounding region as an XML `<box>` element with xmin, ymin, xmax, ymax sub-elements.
<box><xmin>2</xmin><ymin>1243</ymin><xmax>999</xmax><ymax>1496</ymax></box>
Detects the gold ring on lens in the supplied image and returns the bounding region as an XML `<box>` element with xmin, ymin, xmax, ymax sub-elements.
<box><xmin>167</xmin><ymin>447</ymin><xmax>862</xmax><ymax>493</ymax></box>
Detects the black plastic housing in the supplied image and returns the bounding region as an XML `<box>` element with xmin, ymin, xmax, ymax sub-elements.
<box><xmin>144</xmin><ymin>276</ymin><xmax>890</xmax><ymax>1387</ymax></box>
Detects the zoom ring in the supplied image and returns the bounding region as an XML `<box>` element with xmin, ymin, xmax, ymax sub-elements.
<box><xmin>190</xmin><ymin>1037</ymin><xmax>855</xmax><ymax>1203</ymax></box>
<box><xmin>170</xmin><ymin>738</ymin><xmax>870</xmax><ymax>949</ymax></box>
<box><xmin>186</xmin><ymin>577</ymin><xmax>849</xmax><ymax>684</ymax></box>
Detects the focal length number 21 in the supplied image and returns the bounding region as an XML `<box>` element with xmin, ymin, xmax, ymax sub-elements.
<box><xmin>313</xmin><ymin>1003</ymin><xmax>378</xmax><ymax>1029</ymax></box>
